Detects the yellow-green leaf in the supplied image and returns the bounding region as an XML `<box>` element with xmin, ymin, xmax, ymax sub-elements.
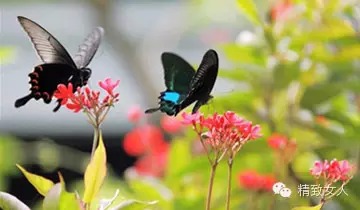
<box><xmin>292</xmin><ymin>204</ymin><xmax>323</xmax><ymax>210</ymax></box>
<box><xmin>16</xmin><ymin>164</ymin><xmax>54</xmax><ymax>196</ymax></box>
<box><xmin>236</xmin><ymin>0</ymin><xmax>261</xmax><ymax>25</ymax></box>
<box><xmin>59</xmin><ymin>190</ymin><xmax>81</xmax><ymax>210</ymax></box>
<box><xmin>83</xmin><ymin>131</ymin><xmax>107</xmax><ymax>203</ymax></box>
<box><xmin>42</xmin><ymin>182</ymin><xmax>81</xmax><ymax>210</ymax></box>
<box><xmin>58</xmin><ymin>171</ymin><xmax>66</xmax><ymax>189</ymax></box>
<box><xmin>110</xmin><ymin>199</ymin><xmax>158</xmax><ymax>210</ymax></box>
<box><xmin>43</xmin><ymin>183</ymin><xmax>61</xmax><ymax>210</ymax></box>
<box><xmin>98</xmin><ymin>189</ymin><xmax>119</xmax><ymax>210</ymax></box>
<box><xmin>0</xmin><ymin>47</ymin><xmax>15</xmax><ymax>65</ymax></box>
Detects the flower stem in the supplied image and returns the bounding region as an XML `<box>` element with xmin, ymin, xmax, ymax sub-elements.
<box><xmin>247</xmin><ymin>191</ymin><xmax>259</xmax><ymax>210</ymax></box>
<box><xmin>206</xmin><ymin>162</ymin><xmax>218</xmax><ymax>210</ymax></box>
<box><xmin>195</xmin><ymin>130</ymin><xmax>213</xmax><ymax>164</ymax></box>
<box><xmin>226</xmin><ymin>156</ymin><xmax>233</xmax><ymax>210</ymax></box>
<box><xmin>326</xmin><ymin>179</ymin><xmax>350</xmax><ymax>200</ymax></box>
<box><xmin>320</xmin><ymin>182</ymin><xmax>331</xmax><ymax>204</ymax></box>
<box><xmin>85</xmin><ymin>111</ymin><xmax>96</xmax><ymax>128</ymax></box>
<box><xmin>98</xmin><ymin>106</ymin><xmax>111</xmax><ymax>125</ymax></box>
<box><xmin>90</xmin><ymin>126</ymin><xmax>100</xmax><ymax>158</ymax></box>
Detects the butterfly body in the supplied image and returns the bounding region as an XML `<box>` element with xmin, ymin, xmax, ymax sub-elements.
<box><xmin>162</xmin><ymin>91</ymin><xmax>181</xmax><ymax>103</ymax></box>
<box><xmin>145</xmin><ymin>49</ymin><xmax>218</xmax><ymax>116</ymax></box>
<box><xmin>15</xmin><ymin>16</ymin><xmax>103</xmax><ymax>111</ymax></box>
<box><xmin>152</xmin><ymin>90</ymin><xmax>188</xmax><ymax>115</ymax></box>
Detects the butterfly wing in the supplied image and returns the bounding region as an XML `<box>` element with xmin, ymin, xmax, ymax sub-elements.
<box><xmin>177</xmin><ymin>49</ymin><xmax>219</xmax><ymax>114</ymax></box>
<box><xmin>145</xmin><ymin>52</ymin><xmax>196</xmax><ymax>115</ymax></box>
<box><xmin>15</xmin><ymin>63</ymin><xmax>76</xmax><ymax>108</ymax></box>
<box><xmin>17</xmin><ymin>16</ymin><xmax>76</xmax><ymax>68</ymax></box>
<box><xmin>161</xmin><ymin>52</ymin><xmax>195</xmax><ymax>94</ymax></box>
<box><xmin>73</xmin><ymin>27</ymin><xmax>104</xmax><ymax>69</ymax></box>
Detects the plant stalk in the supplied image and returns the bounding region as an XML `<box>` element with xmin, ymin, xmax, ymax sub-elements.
<box><xmin>206</xmin><ymin>162</ymin><xmax>218</xmax><ymax>210</ymax></box>
<box><xmin>90</xmin><ymin>125</ymin><xmax>100</xmax><ymax>158</ymax></box>
<box><xmin>226</xmin><ymin>156</ymin><xmax>233</xmax><ymax>210</ymax></box>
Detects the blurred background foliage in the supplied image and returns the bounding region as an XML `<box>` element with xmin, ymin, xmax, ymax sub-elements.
<box><xmin>1</xmin><ymin>0</ymin><xmax>360</xmax><ymax>209</ymax></box>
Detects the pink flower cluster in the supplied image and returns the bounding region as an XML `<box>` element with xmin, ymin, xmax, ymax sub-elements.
<box><xmin>267</xmin><ymin>133</ymin><xmax>288</xmax><ymax>150</ymax></box>
<box><xmin>123</xmin><ymin>124</ymin><xmax>169</xmax><ymax>177</ymax></box>
<box><xmin>127</xmin><ymin>106</ymin><xmax>183</xmax><ymax>134</ymax></box>
<box><xmin>310</xmin><ymin>159</ymin><xmax>355</xmax><ymax>182</ymax></box>
<box><xmin>267</xmin><ymin>133</ymin><xmax>297</xmax><ymax>163</ymax></box>
<box><xmin>237</xmin><ymin>170</ymin><xmax>276</xmax><ymax>192</ymax></box>
<box><xmin>54</xmin><ymin>78</ymin><xmax>119</xmax><ymax>113</ymax></box>
<box><xmin>270</xmin><ymin>0</ymin><xmax>293</xmax><ymax>22</ymax></box>
<box><xmin>182</xmin><ymin>111</ymin><xmax>261</xmax><ymax>151</ymax></box>
<box><xmin>123</xmin><ymin>106</ymin><xmax>183</xmax><ymax>177</ymax></box>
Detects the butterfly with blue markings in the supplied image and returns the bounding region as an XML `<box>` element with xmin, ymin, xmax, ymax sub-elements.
<box><xmin>145</xmin><ymin>49</ymin><xmax>219</xmax><ymax>116</ymax></box>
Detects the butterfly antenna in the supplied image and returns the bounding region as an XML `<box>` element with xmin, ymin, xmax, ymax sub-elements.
<box><xmin>145</xmin><ymin>107</ymin><xmax>160</xmax><ymax>114</ymax></box>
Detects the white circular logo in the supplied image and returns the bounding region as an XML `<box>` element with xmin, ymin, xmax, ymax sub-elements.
<box><xmin>272</xmin><ymin>182</ymin><xmax>285</xmax><ymax>194</ymax></box>
<box><xmin>280</xmin><ymin>187</ymin><xmax>292</xmax><ymax>198</ymax></box>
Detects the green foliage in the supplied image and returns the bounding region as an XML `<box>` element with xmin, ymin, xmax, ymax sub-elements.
<box><xmin>2</xmin><ymin>0</ymin><xmax>360</xmax><ymax>209</ymax></box>
<box><xmin>0</xmin><ymin>46</ymin><xmax>15</xmax><ymax>65</ymax></box>
<box><xmin>16</xmin><ymin>164</ymin><xmax>55</xmax><ymax>197</ymax></box>
<box><xmin>83</xmin><ymin>133</ymin><xmax>107</xmax><ymax>203</ymax></box>
<box><xmin>292</xmin><ymin>204</ymin><xmax>323</xmax><ymax>210</ymax></box>
<box><xmin>204</xmin><ymin>0</ymin><xmax>360</xmax><ymax>209</ymax></box>
<box><xmin>236</xmin><ymin>0</ymin><xmax>262</xmax><ymax>26</ymax></box>
<box><xmin>10</xmin><ymin>133</ymin><xmax>157</xmax><ymax>210</ymax></box>
<box><xmin>153</xmin><ymin>3</ymin><xmax>360</xmax><ymax>209</ymax></box>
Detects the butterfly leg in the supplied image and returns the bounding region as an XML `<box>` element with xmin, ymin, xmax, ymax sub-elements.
<box><xmin>53</xmin><ymin>99</ymin><xmax>62</xmax><ymax>112</ymax></box>
<box><xmin>192</xmin><ymin>100</ymin><xmax>205</xmax><ymax>114</ymax></box>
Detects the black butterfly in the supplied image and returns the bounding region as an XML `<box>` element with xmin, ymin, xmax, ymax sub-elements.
<box><xmin>15</xmin><ymin>16</ymin><xmax>104</xmax><ymax>112</ymax></box>
<box><xmin>145</xmin><ymin>49</ymin><xmax>218</xmax><ymax>116</ymax></box>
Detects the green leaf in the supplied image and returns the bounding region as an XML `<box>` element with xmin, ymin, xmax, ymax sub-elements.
<box><xmin>236</xmin><ymin>0</ymin><xmax>261</xmax><ymax>25</ymax></box>
<box><xmin>127</xmin><ymin>178</ymin><xmax>167</xmax><ymax>202</ymax></box>
<box><xmin>300</xmin><ymin>83</ymin><xmax>343</xmax><ymax>109</ymax></box>
<box><xmin>219</xmin><ymin>68</ymin><xmax>249</xmax><ymax>81</ymax></box>
<box><xmin>16</xmin><ymin>164</ymin><xmax>54</xmax><ymax>196</ymax></box>
<box><xmin>0</xmin><ymin>47</ymin><xmax>15</xmax><ymax>65</ymax></box>
<box><xmin>109</xmin><ymin>199</ymin><xmax>158</xmax><ymax>210</ymax></box>
<box><xmin>336</xmin><ymin>178</ymin><xmax>360</xmax><ymax>209</ymax></box>
<box><xmin>56</xmin><ymin>171</ymin><xmax>81</xmax><ymax>210</ymax></box>
<box><xmin>273</xmin><ymin>62</ymin><xmax>300</xmax><ymax>89</ymax></box>
<box><xmin>292</xmin><ymin>204</ymin><xmax>323</xmax><ymax>210</ymax></box>
<box><xmin>42</xmin><ymin>181</ymin><xmax>81</xmax><ymax>210</ymax></box>
<box><xmin>313</xmin><ymin>125</ymin><xmax>343</xmax><ymax>145</ymax></box>
<box><xmin>59</xmin><ymin>188</ymin><xmax>81</xmax><ymax>210</ymax></box>
<box><xmin>323</xmin><ymin>0</ymin><xmax>340</xmax><ymax>14</ymax></box>
<box><xmin>166</xmin><ymin>138</ymin><xmax>192</xmax><ymax>179</ymax></box>
<box><xmin>343</xmin><ymin>80</ymin><xmax>360</xmax><ymax>93</ymax></box>
<box><xmin>292</xmin><ymin>19</ymin><xmax>354</xmax><ymax>45</ymax></box>
<box><xmin>222</xmin><ymin>44</ymin><xmax>266</xmax><ymax>65</ymax></box>
<box><xmin>325</xmin><ymin>44</ymin><xmax>360</xmax><ymax>62</ymax></box>
<box><xmin>0</xmin><ymin>192</ymin><xmax>30</xmax><ymax>210</ymax></box>
<box><xmin>98</xmin><ymin>189</ymin><xmax>119</xmax><ymax>210</ymax></box>
<box><xmin>323</xmin><ymin>111</ymin><xmax>355</xmax><ymax>128</ymax></box>
<box><xmin>83</xmin><ymin>131</ymin><xmax>107</xmax><ymax>203</ymax></box>
<box><xmin>43</xmin><ymin>183</ymin><xmax>62</xmax><ymax>210</ymax></box>
<box><xmin>329</xmin><ymin>36</ymin><xmax>360</xmax><ymax>48</ymax></box>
